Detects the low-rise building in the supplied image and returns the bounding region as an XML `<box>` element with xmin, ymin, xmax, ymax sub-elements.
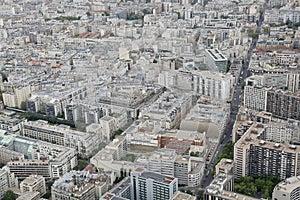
<box><xmin>272</xmin><ymin>176</ymin><xmax>300</xmax><ymax>200</ymax></box>
<box><xmin>52</xmin><ymin>170</ymin><xmax>108</xmax><ymax>200</ymax></box>
<box><xmin>0</xmin><ymin>166</ymin><xmax>18</xmax><ymax>199</ymax></box>
<box><xmin>20</xmin><ymin>175</ymin><xmax>46</xmax><ymax>197</ymax></box>
<box><xmin>22</xmin><ymin>120</ymin><xmax>99</xmax><ymax>157</ymax></box>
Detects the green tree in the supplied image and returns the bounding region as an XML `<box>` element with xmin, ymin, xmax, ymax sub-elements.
<box><xmin>234</xmin><ymin>175</ymin><xmax>281</xmax><ymax>199</ymax></box>
<box><xmin>73</xmin><ymin>159</ymin><xmax>88</xmax><ymax>171</ymax></box>
<box><xmin>186</xmin><ymin>190</ymin><xmax>193</xmax><ymax>195</ymax></box>
<box><xmin>20</xmin><ymin>101</ymin><xmax>26</xmax><ymax>111</ymax></box>
<box><xmin>3</xmin><ymin>190</ymin><xmax>14</xmax><ymax>200</ymax></box>
<box><xmin>241</xmin><ymin>82</ymin><xmax>246</xmax><ymax>90</ymax></box>
<box><xmin>0</xmin><ymin>90</ymin><xmax>3</xmax><ymax>101</ymax></box>
<box><xmin>226</xmin><ymin>60</ymin><xmax>231</xmax><ymax>72</ymax></box>
<box><xmin>196</xmin><ymin>190</ymin><xmax>204</xmax><ymax>200</ymax></box>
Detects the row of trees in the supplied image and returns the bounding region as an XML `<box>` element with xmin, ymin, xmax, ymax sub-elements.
<box><xmin>20</xmin><ymin>112</ymin><xmax>76</xmax><ymax>128</ymax></box>
<box><xmin>212</xmin><ymin>142</ymin><xmax>234</xmax><ymax>176</ymax></box>
<box><xmin>234</xmin><ymin>174</ymin><xmax>281</xmax><ymax>199</ymax></box>
<box><xmin>215</xmin><ymin>142</ymin><xmax>234</xmax><ymax>165</ymax></box>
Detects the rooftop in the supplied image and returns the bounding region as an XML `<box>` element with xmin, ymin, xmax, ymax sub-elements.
<box><xmin>274</xmin><ymin>176</ymin><xmax>300</xmax><ymax>193</ymax></box>
<box><xmin>134</xmin><ymin>168</ymin><xmax>176</xmax><ymax>184</ymax></box>
<box><xmin>205</xmin><ymin>49</ymin><xmax>227</xmax><ymax>61</ymax></box>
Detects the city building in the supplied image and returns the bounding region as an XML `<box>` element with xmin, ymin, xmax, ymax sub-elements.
<box><xmin>101</xmin><ymin>177</ymin><xmax>131</xmax><ymax>200</ymax></box>
<box><xmin>215</xmin><ymin>158</ymin><xmax>234</xmax><ymax>175</ymax></box>
<box><xmin>20</xmin><ymin>175</ymin><xmax>46</xmax><ymax>197</ymax></box>
<box><xmin>52</xmin><ymin>170</ymin><xmax>108</xmax><ymax>200</ymax></box>
<box><xmin>234</xmin><ymin>122</ymin><xmax>300</xmax><ymax>179</ymax></box>
<box><xmin>0</xmin><ymin>166</ymin><xmax>18</xmax><ymax>199</ymax></box>
<box><xmin>90</xmin><ymin>136</ymin><xmax>134</xmax><ymax>179</ymax></box>
<box><xmin>272</xmin><ymin>176</ymin><xmax>300</xmax><ymax>200</ymax></box>
<box><xmin>244</xmin><ymin>84</ymin><xmax>267</xmax><ymax>111</ymax></box>
<box><xmin>22</xmin><ymin>120</ymin><xmax>99</xmax><ymax>157</ymax></box>
<box><xmin>193</xmin><ymin>71</ymin><xmax>234</xmax><ymax>101</ymax></box>
<box><xmin>0</xmin><ymin>129</ymin><xmax>77</xmax><ymax>179</ymax></box>
<box><xmin>135</xmin><ymin>148</ymin><xmax>205</xmax><ymax>187</ymax></box>
<box><xmin>287</xmin><ymin>72</ymin><xmax>300</xmax><ymax>93</ymax></box>
<box><xmin>265</xmin><ymin>120</ymin><xmax>300</xmax><ymax>144</ymax></box>
<box><xmin>266</xmin><ymin>89</ymin><xmax>300</xmax><ymax>120</ymax></box>
<box><xmin>7</xmin><ymin>159</ymin><xmax>51</xmax><ymax>180</ymax></box>
<box><xmin>205</xmin><ymin>49</ymin><xmax>228</xmax><ymax>72</ymax></box>
<box><xmin>130</xmin><ymin>168</ymin><xmax>178</xmax><ymax>200</ymax></box>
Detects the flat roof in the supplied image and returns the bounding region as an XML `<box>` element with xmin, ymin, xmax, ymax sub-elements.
<box><xmin>205</xmin><ymin>49</ymin><xmax>227</xmax><ymax>61</ymax></box>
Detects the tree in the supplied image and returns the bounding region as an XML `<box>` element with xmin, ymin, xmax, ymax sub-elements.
<box><xmin>196</xmin><ymin>190</ymin><xmax>204</xmax><ymax>200</ymax></box>
<box><xmin>234</xmin><ymin>175</ymin><xmax>281</xmax><ymax>199</ymax></box>
<box><xmin>241</xmin><ymin>82</ymin><xmax>246</xmax><ymax>90</ymax></box>
<box><xmin>226</xmin><ymin>60</ymin><xmax>231</xmax><ymax>72</ymax></box>
<box><xmin>3</xmin><ymin>190</ymin><xmax>14</xmax><ymax>200</ymax></box>
<box><xmin>186</xmin><ymin>190</ymin><xmax>193</xmax><ymax>195</ymax></box>
<box><xmin>73</xmin><ymin>159</ymin><xmax>88</xmax><ymax>171</ymax></box>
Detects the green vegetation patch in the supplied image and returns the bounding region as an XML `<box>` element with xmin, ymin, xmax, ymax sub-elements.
<box><xmin>234</xmin><ymin>174</ymin><xmax>281</xmax><ymax>199</ymax></box>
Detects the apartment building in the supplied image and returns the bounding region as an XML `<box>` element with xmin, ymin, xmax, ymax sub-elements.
<box><xmin>52</xmin><ymin>174</ymin><xmax>96</xmax><ymax>200</ymax></box>
<box><xmin>234</xmin><ymin>122</ymin><xmax>300</xmax><ymax>179</ymax></box>
<box><xmin>193</xmin><ymin>71</ymin><xmax>233</xmax><ymax>101</ymax></box>
<box><xmin>90</xmin><ymin>136</ymin><xmax>134</xmax><ymax>178</ymax></box>
<box><xmin>27</xmin><ymin>86</ymin><xmax>87</xmax><ymax>117</ymax></box>
<box><xmin>7</xmin><ymin>159</ymin><xmax>50</xmax><ymax>180</ymax></box>
<box><xmin>266</xmin><ymin>89</ymin><xmax>300</xmax><ymax>120</ymax></box>
<box><xmin>205</xmin><ymin>49</ymin><xmax>228</xmax><ymax>72</ymax></box>
<box><xmin>204</xmin><ymin>173</ymin><xmax>249</xmax><ymax>200</ymax></box>
<box><xmin>148</xmin><ymin>148</ymin><xmax>177</xmax><ymax>177</ymax></box>
<box><xmin>0</xmin><ymin>129</ymin><xmax>77</xmax><ymax>178</ymax></box>
<box><xmin>130</xmin><ymin>168</ymin><xmax>178</xmax><ymax>200</ymax></box>
<box><xmin>101</xmin><ymin>178</ymin><xmax>131</xmax><ymax>200</ymax></box>
<box><xmin>52</xmin><ymin>170</ymin><xmax>108</xmax><ymax>200</ymax></box>
<box><xmin>22</xmin><ymin>120</ymin><xmax>99</xmax><ymax>157</ymax></box>
<box><xmin>105</xmin><ymin>136</ymin><xmax>128</xmax><ymax>161</ymax></box>
<box><xmin>215</xmin><ymin>158</ymin><xmax>234</xmax><ymax>175</ymax></box>
<box><xmin>244</xmin><ymin>84</ymin><xmax>267</xmax><ymax>111</ymax></box>
<box><xmin>265</xmin><ymin>120</ymin><xmax>300</xmax><ymax>144</ymax></box>
<box><xmin>287</xmin><ymin>72</ymin><xmax>300</xmax><ymax>93</ymax></box>
<box><xmin>0</xmin><ymin>114</ymin><xmax>22</xmax><ymax>133</ymax></box>
<box><xmin>135</xmin><ymin>148</ymin><xmax>204</xmax><ymax>187</ymax></box>
<box><xmin>2</xmin><ymin>85</ymin><xmax>32</xmax><ymax>108</ymax></box>
<box><xmin>273</xmin><ymin>176</ymin><xmax>300</xmax><ymax>200</ymax></box>
<box><xmin>0</xmin><ymin>167</ymin><xmax>18</xmax><ymax>199</ymax></box>
<box><xmin>20</xmin><ymin>175</ymin><xmax>46</xmax><ymax>197</ymax></box>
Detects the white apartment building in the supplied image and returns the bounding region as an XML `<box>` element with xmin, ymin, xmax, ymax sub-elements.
<box><xmin>130</xmin><ymin>168</ymin><xmax>178</xmax><ymax>200</ymax></box>
<box><xmin>135</xmin><ymin>149</ymin><xmax>204</xmax><ymax>187</ymax></box>
<box><xmin>2</xmin><ymin>85</ymin><xmax>32</xmax><ymax>108</ymax></box>
<box><xmin>273</xmin><ymin>176</ymin><xmax>300</xmax><ymax>200</ymax></box>
<box><xmin>22</xmin><ymin>120</ymin><xmax>99</xmax><ymax>157</ymax></box>
<box><xmin>105</xmin><ymin>136</ymin><xmax>128</xmax><ymax>161</ymax></box>
<box><xmin>287</xmin><ymin>72</ymin><xmax>300</xmax><ymax>93</ymax></box>
<box><xmin>0</xmin><ymin>167</ymin><xmax>18</xmax><ymax>199</ymax></box>
<box><xmin>7</xmin><ymin>159</ymin><xmax>51</xmax><ymax>180</ymax></box>
<box><xmin>90</xmin><ymin>136</ymin><xmax>134</xmax><ymax>178</ymax></box>
<box><xmin>266</xmin><ymin>121</ymin><xmax>300</xmax><ymax>144</ymax></box>
<box><xmin>20</xmin><ymin>175</ymin><xmax>46</xmax><ymax>197</ymax></box>
<box><xmin>193</xmin><ymin>71</ymin><xmax>234</xmax><ymax>101</ymax></box>
<box><xmin>234</xmin><ymin>122</ymin><xmax>300</xmax><ymax>180</ymax></box>
<box><xmin>148</xmin><ymin>148</ymin><xmax>177</xmax><ymax>177</ymax></box>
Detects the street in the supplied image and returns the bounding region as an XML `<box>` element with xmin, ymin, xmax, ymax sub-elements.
<box><xmin>196</xmin><ymin>0</ymin><xmax>268</xmax><ymax>192</ymax></box>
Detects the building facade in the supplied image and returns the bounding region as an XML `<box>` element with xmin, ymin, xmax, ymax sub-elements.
<box><xmin>130</xmin><ymin>168</ymin><xmax>178</xmax><ymax>200</ymax></box>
